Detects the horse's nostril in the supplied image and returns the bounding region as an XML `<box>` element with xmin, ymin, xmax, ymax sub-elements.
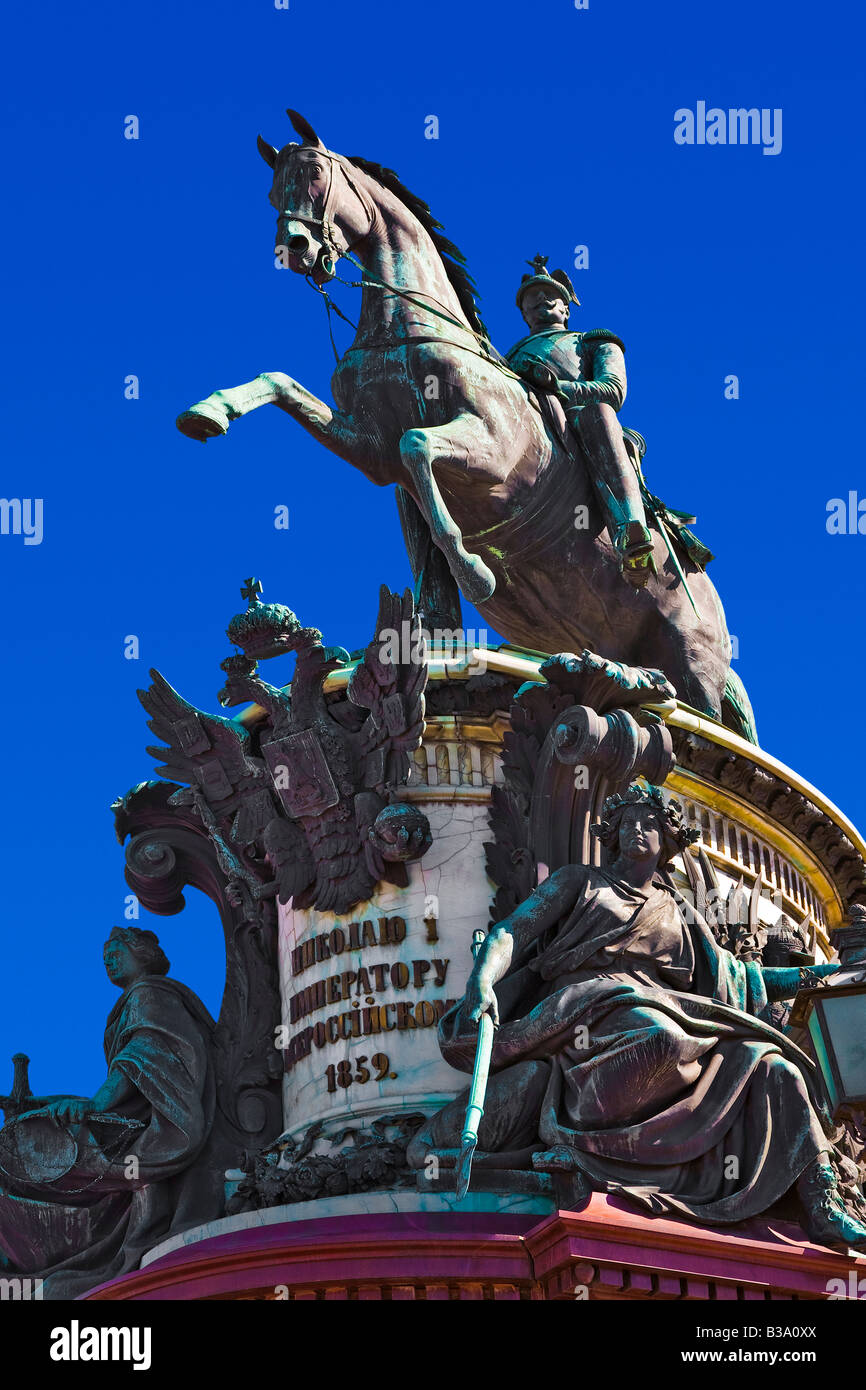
<box><xmin>287</xmin><ymin>235</ymin><xmax>308</xmax><ymax>253</ymax></box>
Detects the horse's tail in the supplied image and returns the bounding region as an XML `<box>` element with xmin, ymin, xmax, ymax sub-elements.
<box><xmin>721</xmin><ymin>666</ymin><xmax>758</xmax><ymax>746</ymax></box>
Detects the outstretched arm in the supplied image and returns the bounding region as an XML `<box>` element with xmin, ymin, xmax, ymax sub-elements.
<box><xmin>465</xmin><ymin>865</ymin><xmax>584</xmax><ymax>1023</ymax></box>
<box><xmin>38</xmin><ymin>1070</ymin><xmax>137</xmax><ymax>1125</ymax></box>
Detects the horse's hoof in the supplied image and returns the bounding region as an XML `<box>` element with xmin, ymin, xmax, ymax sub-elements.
<box><xmin>176</xmin><ymin>402</ymin><xmax>230</xmax><ymax>441</ymax></box>
<box><xmin>459</xmin><ymin>556</ymin><xmax>496</xmax><ymax>606</ymax></box>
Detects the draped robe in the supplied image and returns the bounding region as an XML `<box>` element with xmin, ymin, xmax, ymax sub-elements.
<box><xmin>437</xmin><ymin>867</ymin><xmax>831</xmax><ymax>1224</ymax></box>
<box><xmin>0</xmin><ymin>976</ymin><xmax>219</xmax><ymax>1298</ymax></box>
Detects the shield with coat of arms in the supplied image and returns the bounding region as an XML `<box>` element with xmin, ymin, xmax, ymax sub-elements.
<box><xmin>262</xmin><ymin>729</ymin><xmax>339</xmax><ymax>818</ymax></box>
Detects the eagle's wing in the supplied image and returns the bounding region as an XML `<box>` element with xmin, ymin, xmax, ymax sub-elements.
<box><xmin>263</xmin><ymin>817</ymin><xmax>316</xmax><ymax>906</ymax></box>
<box><xmin>138</xmin><ymin>668</ymin><xmax>265</xmax><ymax>804</ymax></box>
<box><xmin>303</xmin><ymin>801</ymin><xmax>375</xmax><ymax>916</ymax></box>
<box><xmin>346</xmin><ymin>587</ymin><xmax>427</xmax><ymax>790</ymax></box>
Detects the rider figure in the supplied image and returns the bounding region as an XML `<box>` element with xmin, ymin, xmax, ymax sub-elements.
<box><xmin>505</xmin><ymin>255</ymin><xmax>655</xmax><ymax>586</ymax></box>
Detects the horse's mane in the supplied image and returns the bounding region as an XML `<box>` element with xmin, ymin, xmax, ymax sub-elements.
<box><xmin>345</xmin><ymin>155</ymin><xmax>489</xmax><ymax>341</ymax></box>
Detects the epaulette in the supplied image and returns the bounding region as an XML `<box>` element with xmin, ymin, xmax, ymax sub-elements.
<box><xmin>579</xmin><ymin>328</ymin><xmax>626</xmax><ymax>354</ymax></box>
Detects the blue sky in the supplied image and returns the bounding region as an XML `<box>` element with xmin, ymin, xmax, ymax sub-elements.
<box><xmin>1</xmin><ymin>0</ymin><xmax>864</xmax><ymax>1095</ymax></box>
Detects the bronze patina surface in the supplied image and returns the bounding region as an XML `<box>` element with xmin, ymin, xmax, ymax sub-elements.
<box><xmin>177</xmin><ymin>109</ymin><xmax>755</xmax><ymax>743</ymax></box>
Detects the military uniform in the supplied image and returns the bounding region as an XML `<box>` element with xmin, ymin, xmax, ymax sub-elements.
<box><xmin>505</xmin><ymin>325</ymin><xmax>627</xmax><ymax>416</ymax></box>
<box><xmin>507</xmin><ymin>260</ymin><xmax>711</xmax><ymax>581</ymax></box>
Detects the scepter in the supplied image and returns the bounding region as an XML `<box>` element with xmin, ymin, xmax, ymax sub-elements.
<box><xmin>455</xmin><ymin>929</ymin><xmax>496</xmax><ymax>1200</ymax></box>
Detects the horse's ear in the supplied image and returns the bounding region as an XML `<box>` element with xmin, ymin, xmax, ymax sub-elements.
<box><xmin>286</xmin><ymin>108</ymin><xmax>325</xmax><ymax>149</ymax></box>
<box><xmin>257</xmin><ymin>135</ymin><xmax>279</xmax><ymax>168</ymax></box>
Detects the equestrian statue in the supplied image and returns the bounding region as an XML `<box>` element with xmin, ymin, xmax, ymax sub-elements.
<box><xmin>176</xmin><ymin>108</ymin><xmax>756</xmax><ymax>744</ymax></box>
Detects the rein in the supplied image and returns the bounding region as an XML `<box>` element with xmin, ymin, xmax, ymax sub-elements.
<box><xmin>304</xmin><ymin>253</ymin><xmax>528</xmax><ymax>387</ymax></box>
<box><xmin>283</xmin><ymin>147</ymin><xmax>524</xmax><ymax>384</ymax></box>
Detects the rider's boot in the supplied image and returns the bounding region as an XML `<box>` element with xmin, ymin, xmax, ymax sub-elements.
<box><xmin>573</xmin><ymin>401</ymin><xmax>656</xmax><ymax>588</ymax></box>
<box><xmin>617</xmin><ymin>522</ymin><xmax>656</xmax><ymax>586</ymax></box>
<box><xmin>613</xmin><ymin>520</ymin><xmax>656</xmax><ymax>588</ymax></box>
<box><xmin>796</xmin><ymin>1155</ymin><xmax>866</xmax><ymax>1251</ymax></box>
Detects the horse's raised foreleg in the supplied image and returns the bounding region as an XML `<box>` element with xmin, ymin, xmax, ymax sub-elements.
<box><xmin>176</xmin><ymin>373</ymin><xmax>369</xmax><ymax>470</ymax></box>
<box><xmin>398</xmin><ymin>419</ymin><xmax>497</xmax><ymax>606</ymax></box>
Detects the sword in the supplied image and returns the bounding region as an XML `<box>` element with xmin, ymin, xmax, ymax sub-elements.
<box><xmin>595</xmin><ymin>473</ymin><xmax>702</xmax><ymax>622</ymax></box>
<box><xmin>629</xmin><ymin>451</ymin><xmax>704</xmax><ymax>623</ymax></box>
<box><xmin>455</xmin><ymin>929</ymin><xmax>496</xmax><ymax>1200</ymax></box>
<box><xmin>644</xmin><ymin>494</ymin><xmax>702</xmax><ymax>622</ymax></box>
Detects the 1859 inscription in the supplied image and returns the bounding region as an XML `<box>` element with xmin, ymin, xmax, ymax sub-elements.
<box><xmin>324</xmin><ymin>1054</ymin><xmax>392</xmax><ymax>1093</ymax></box>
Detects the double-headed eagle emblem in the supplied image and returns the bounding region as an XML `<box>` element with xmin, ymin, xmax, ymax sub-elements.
<box><xmin>138</xmin><ymin>582</ymin><xmax>432</xmax><ymax>916</ymax></box>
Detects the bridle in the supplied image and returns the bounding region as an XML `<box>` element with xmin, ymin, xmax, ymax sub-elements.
<box><xmin>275</xmin><ymin>146</ymin><xmax>376</xmax><ymax>278</ymax></box>
<box><xmin>275</xmin><ymin>146</ymin><xmax>526</xmax><ymax>383</ymax></box>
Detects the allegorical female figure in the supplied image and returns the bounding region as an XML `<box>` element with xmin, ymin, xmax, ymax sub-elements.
<box><xmin>0</xmin><ymin>927</ymin><xmax>220</xmax><ymax>1297</ymax></box>
<box><xmin>411</xmin><ymin>785</ymin><xmax>866</xmax><ymax>1250</ymax></box>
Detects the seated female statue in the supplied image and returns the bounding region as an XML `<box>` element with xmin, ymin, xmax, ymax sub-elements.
<box><xmin>0</xmin><ymin>926</ymin><xmax>221</xmax><ymax>1297</ymax></box>
<box><xmin>410</xmin><ymin>785</ymin><xmax>866</xmax><ymax>1250</ymax></box>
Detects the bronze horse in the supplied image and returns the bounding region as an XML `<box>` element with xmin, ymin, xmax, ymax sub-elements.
<box><xmin>177</xmin><ymin>109</ymin><xmax>755</xmax><ymax>742</ymax></box>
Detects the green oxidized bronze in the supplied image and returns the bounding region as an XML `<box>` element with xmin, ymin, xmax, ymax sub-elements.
<box><xmin>0</xmin><ymin>928</ymin><xmax>223</xmax><ymax>1298</ymax></box>
<box><xmin>505</xmin><ymin>253</ymin><xmax>714</xmax><ymax>598</ymax></box>
<box><xmin>410</xmin><ymin>785</ymin><xmax>866</xmax><ymax>1251</ymax></box>
<box><xmin>176</xmin><ymin>107</ymin><xmax>756</xmax><ymax>743</ymax></box>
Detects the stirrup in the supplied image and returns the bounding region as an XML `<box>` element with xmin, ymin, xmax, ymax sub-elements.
<box><xmin>614</xmin><ymin>522</ymin><xmax>656</xmax><ymax>588</ymax></box>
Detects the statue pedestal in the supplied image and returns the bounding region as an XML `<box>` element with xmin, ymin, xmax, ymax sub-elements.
<box><xmin>267</xmin><ymin>648</ymin><xmax>866</xmax><ymax>1176</ymax></box>
<box><xmin>277</xmin><ymin>793</ymin><xmax>493</xmax><ymax>1139</ymax></box>
<box><xmin>274</xmin><ymin>696</ymin><xmax>510</xmax><ymax>1157</ymax></box>
<box><xmin>82</xmin><ymin>1193</ymin><xmax>866</xmax><ymax>1301</ymax></box>
<box><xmin>109</xmin><ymin>646</ymin><xmax>866</xmax><ymax>1301</ymax></box>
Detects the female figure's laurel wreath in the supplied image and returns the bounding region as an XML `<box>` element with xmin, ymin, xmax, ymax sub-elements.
<box><xmin>593</xmin><ymin>783</ymin><xmax>700</xmax><ymax>868</ymax></box>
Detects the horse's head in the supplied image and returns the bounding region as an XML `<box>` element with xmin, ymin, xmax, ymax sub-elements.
<box><xmin>257</xmin><ymin>110</ymin><xmax>373</xmax><ymax>285</ymax></box>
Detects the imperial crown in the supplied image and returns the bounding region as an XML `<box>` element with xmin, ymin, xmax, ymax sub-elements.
<box><xmin>225</xmin><ymin>578</ymin><xmax>322</xmax><ymax>660</ymax></box>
